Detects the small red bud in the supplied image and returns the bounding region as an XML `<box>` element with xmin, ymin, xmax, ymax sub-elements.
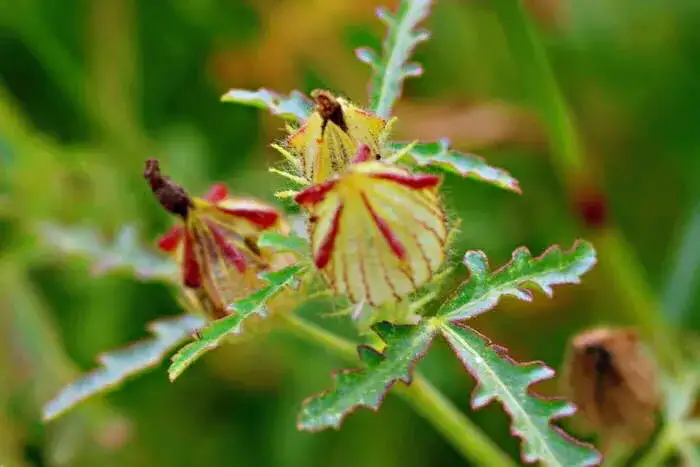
<box><xmin>573</xmin><ymin>185</ymin><xmax>608</xmax><ymax>229</ymax></box>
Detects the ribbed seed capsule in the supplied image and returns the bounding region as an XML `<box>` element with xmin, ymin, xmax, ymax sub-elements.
<box><xmin>294</xmin><ymin>145</ymin><xmax>448</xmax><ymax>307</ymax></box>
<box><xmin>562</xmin><ymin>327</ymin><xmax>660</xmax><ymax>446</ymax></box>
<box><xmin>145</xmin><ymin>158</ymin><xmax>292</xmax><ymax>319</ymax></box>
<box><xmin>280</xmin><ymin>89</ymin><xmax>390</xmax><ymax>184</ymax></box>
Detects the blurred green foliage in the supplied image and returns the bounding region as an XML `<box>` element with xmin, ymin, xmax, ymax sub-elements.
<box><xmin>3</xmin><ymin>0</ymin><xmax>700</xmax><ymax>465</ymax></box>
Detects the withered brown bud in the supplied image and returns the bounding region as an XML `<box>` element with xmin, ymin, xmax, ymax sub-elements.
<box><xmin>311</xmin><ymin>89</ymin><xmax>348</xmax><ymax>132</ymax></box>
<box><xmin>144</xmin><ymin>158</ymin><xmax>193</xmax><ymax>219</ymax></box>
<box><xmin>562</xmin><ymin>327</ymin><xmax>660</xmax><ymax>447</ymax></box>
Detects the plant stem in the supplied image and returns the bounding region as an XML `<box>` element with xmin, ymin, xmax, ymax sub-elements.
<box><xmin>636</xmin><ymin>426</ymin><xmax>675</xmax><ymax>467</ymax></box>
<box><xmin>490</xmin><ymin>0</ymin><xmax>584</xmax><ymax>180</ymax></box>
<box><xmin>594</xmin><ymin>230</ymin><xmax>681</xmax><ymax>370</ymax></box>
<box><xmin>490</xmin><ymin>0</ymin><xmax>681</xmax><ymax>371</ymax></box>
<box><xmin>279</xmin><ymin>313</ymin><xmax>516</xmax><ymax>467</ymax></box>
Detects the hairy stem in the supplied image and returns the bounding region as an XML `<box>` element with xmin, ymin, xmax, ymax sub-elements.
<box><xmin>279</xmin><ymin>313</ymin><xmax>516</xmax><ymax>467</ymax></box>
<box><xmin>490</xmin><ymin>0</ymin><xmax>681</xmax><ymax>371</ymax></box>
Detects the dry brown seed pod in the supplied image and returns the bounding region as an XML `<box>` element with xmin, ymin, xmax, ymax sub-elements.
<box><xmin>562</xmin><ymin>327</ymin><xmax>660</xmax><ymax>447</ymax></box>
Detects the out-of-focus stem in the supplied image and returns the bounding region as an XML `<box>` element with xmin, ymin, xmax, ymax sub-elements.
<box><xmin>636</xmin><ymin>426</ymin><xmax>675</xmax><ymax>467</ymax></box>
<box><xmin>279</xmin><ymin>313</ymin><xmax>516</xmax><ymax>467</ymax></box>
<box><xmin>490</xmin><ymin>0</ymin><xmax>681</xmax><ymax>371</ymax></box>
<box><xmin>490</xmin><ymin>0</ymin><xmax>584</xmax><ymax>180</ymax></box>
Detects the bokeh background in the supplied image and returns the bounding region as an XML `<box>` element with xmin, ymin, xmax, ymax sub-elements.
<box><xmin>2</xmin><ymin>0</ymin><xmax>700</xmax><ymax>465</ymax></box>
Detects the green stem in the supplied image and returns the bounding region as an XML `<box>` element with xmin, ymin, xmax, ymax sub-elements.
<box><xmin>490</xmin><ymin>0</ymin><xmax>584</xmax><ymax>179</ymax></box>
<box><xmin>595</xmin><ymin>230</ymin><xmax>681</xmax><ymax>370</ymax></box>
<box><xmin>280</xmin><ymin>313</ymin><xmax>516</xmax><ymax>467</ymax></box>
<box><xmin>601</xmin><ymin>442</ymin><xmax>633</xmax><ymax>467</ymax></box>
<box><xmin>490</xmin><ymin>0</ymin><xmax>681</xmax><ymax>371</ymax></box>
<box><xmin>636</xmin><ymin>427</ymin><xmax>675</xmax><ymax>467</ymax></box>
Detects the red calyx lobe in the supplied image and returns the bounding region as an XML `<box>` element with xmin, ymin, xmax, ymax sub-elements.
<box><xmin>314</xmin><ymin>204</ymin><xmax>343</xmax><ymax>268</ymax></box>
<box><xmin>361</xmin><ymin>193</ymin><xmax>406</xmax><ymax>260</ymax></box>
<box><xmin>216</xmin><ymin>206</ymin><xmax>279</xmax><ymax>229</ymax></box>
<box><xmin>295</xmin><ymin>179</ymin><xmax>338</xmax><ymax>206</ymax></box>
<box><xmin>207</xmin><ymin>221</ymin><xmax>248</xmax><ymax>273</ymax></box>
<box><xmin>182</xmin><ymin>231</ymin><xmax>202</xmax><ymax>288</ymax></box>
<box><xmin>370</xmin><ymin>172</ymin><xmax>440</xmax><ymax>190</ymax></box>
<box><xmin>155</xmin><ymin>183</ymin><xmax>231</xmax><ymax>252</ymax></box>
<box><xmin>203</xmin><ymin>184</ymin><xmax>229</xmax><ymax>203</ymax></box>
<box><xmin>157</xmin><ymin>225</ymin><xmax>184</xmax><ymax>252</ymax></box>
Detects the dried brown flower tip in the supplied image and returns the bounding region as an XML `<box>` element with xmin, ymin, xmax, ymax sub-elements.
<box><xmin>311</xmin><ymin>89</ymin><xmax>348</xmax><ymax>132</ymax></box>
<box><xmin>144</xmin><ymin>158</ymin><xmax>193</xmax><ymax>219</ymax></box>
<box><xmin>562</xmin><ymin>327</ymin><xmax>660</xmax><ymax>447</ymax></box>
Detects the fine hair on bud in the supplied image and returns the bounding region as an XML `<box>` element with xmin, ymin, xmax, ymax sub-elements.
<box><xmin>561</xmin><ymin>327</ymin><xmax>660</xmax><ymax>448</ymax></box>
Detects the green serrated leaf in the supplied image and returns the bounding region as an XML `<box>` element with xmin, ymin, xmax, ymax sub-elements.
<box><xmin>437</xmin><ymin>240</ymin><xmax>596</xmax><ymax>322</ymax></box>
<box><xmin>298</xmin><ymin>321</ymin><xmax>436</xmax><ymax>431</ymax></box>
<box><xmin>441</xmin><ymin>322</ymin><xmax>601</xmax><ymax>466</ymax></box>
<box><xmin>168</xmin><ymin>264</ymin><xmax>304</xmax><ymax>381</ymax></box>
<box><xmin>42</xmin><ymin>313</ymin><xmax>204</xmax><ymax>421</ymax></box>
<box><xmin>392</xmin><ymin>139</ymin><xmax>521</xmax><ymax>193</ymax></box>
<box><xmin>39</xmin><ymin>223</ymin><xmax>178</xmax><ymax>282</ymax></box>
<box><xmin>221</xmin><ymin>88</ymin><xmax>312</xmax><ymax>122</ymax></box>
<box><xmin>355</xmin><ymin>0</ymin><xmax>432</xmax><ymax>118</ymax></box>
<box><xmin>258</xmin><ymin>232</ymin><xmax>309</xmax><ymax>256</ymax></box>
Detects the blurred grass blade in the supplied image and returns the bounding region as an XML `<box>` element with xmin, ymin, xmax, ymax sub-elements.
<box><xmin>43</xmin><ymin>314</ymin><xmax>205</xmax><ymax>421</ymax></box>
<box><xmin>355</xmin><ymin>0</ymin><xmax>432</xmax><ymax>118</ymax></box>
<box><xmin>489</xmin><ymin>0</ymin><xmax>584</xmax><ymax>175</ymax></box>
<box><xmin>258</xmin><ymin>232</ymin><xmax>310</xmax><ymax>256</ymax></box>
<box><xmin>662</xmin><ymin>200</ymin><xmax>700</xmax><ymax>325</ymax></box>
<box><xmin>40</xmin><ymin>223</ymin><xmax>177</xmax><ymax>283</ymax></box>
<box><xmin>440</xmin><ymin>323</ymin><xmax>601</xmax><ymax>466</ymax></box>
<box><xmin>3</xmin><ymin>265</ymin><xmax>130</xmax><ymax>459</ymax></box>
<box><xmin>221</xmin><ymin>88</ymin><xmax>312</xmax><ymax>122</ymax></box>
<box><xmin>437</xmin><ymin>241</ymin><xmax>597</xmax><ymax>322</ymax></box>
<box><xmin>168</xmin><ymin>265</ymin><xmax>304</xmax><ymax>381</ymax></box>
<box><xmin>392</xmin><ymin>139</ymin><xmax>521</xmax><ymax>193</ymax></box>
<box><xmin>298</xmin><ymin>321</ymin><xmax>436</xmax><ymax>431</ymax></box>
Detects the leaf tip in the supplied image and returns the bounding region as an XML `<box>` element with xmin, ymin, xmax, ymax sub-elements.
<box><xmin>355</xmin><ymin>47</ymin><xmax>377</xmax><ymax>66</ymax></box>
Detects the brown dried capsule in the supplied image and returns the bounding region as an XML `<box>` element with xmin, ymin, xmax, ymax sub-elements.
<box><xmin>561</xmin><ymin>327</ymin><xmax>660</xmax><ymax>447</ymax></box>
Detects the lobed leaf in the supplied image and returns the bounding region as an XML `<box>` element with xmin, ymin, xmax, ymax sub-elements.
<box><xmin>221</xmin><ymin>88</ymin><xmax>312</xmax><ymax>122</ymax></box>
<box><xmin>441</xmin><ymin>322</ymin><xmax>601</xmax><ymax>466</ymax></box>
<box><xmin>298</xmin><ymin>321</ymin><xmax>436</xmax><ymax>431</ymax></box>
<box><xmin>168</xmin><ymin>264</ymin><xmax>304</xmax><ymax>381</ymax></box>
<box><xmin>43</xmin><ymin>313</ymin><xmax>205</xmax><ymax>421</ymax></box>
<box><xmin>392</xmin><ymin>139</ymin><xmax>521</xmax><ymax>193</ymax></box>
<box><xmin>257</xmin><ymin>231</ymin><xmax>310</xmax><ymax>256</ymax></box>
<box><xmin>40</xmin><ymin>222</ymin><xmax>178</xmax><ymax>283</ymax></box>
<box><xmin>355</xmin><ymin>0</ymin><xmax>432</xmax><ymax>118</ymax></box>
<box><xmin>437</xmin><ymin>240</ymin><xmax>596</xmax><ymax>322</ymax></box>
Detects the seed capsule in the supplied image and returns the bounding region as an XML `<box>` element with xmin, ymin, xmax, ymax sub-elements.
<box><xmin>562</xmin><ymin>327</ymin><xmax>660</xmax><ymax>446</ymax></box>
<box><xmin>145</xmin><ymin>159</ymin><xmax>291</xmax><ymax>319</ymax></box>
<box><xmin>280</xmin><ymin>90</ymin><xmax>389</xmax><ymax>184</ymax></box>
<box><xmin>294</xmin><ymin>145</ymin><xmax>448</xmax><ymax>307</ymax></box>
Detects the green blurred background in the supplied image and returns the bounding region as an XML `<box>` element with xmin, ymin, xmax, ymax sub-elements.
<box><xmin>2</xmin><ymin>0</ymin><xmax>700</xmax><ymax>465</ymax></box>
